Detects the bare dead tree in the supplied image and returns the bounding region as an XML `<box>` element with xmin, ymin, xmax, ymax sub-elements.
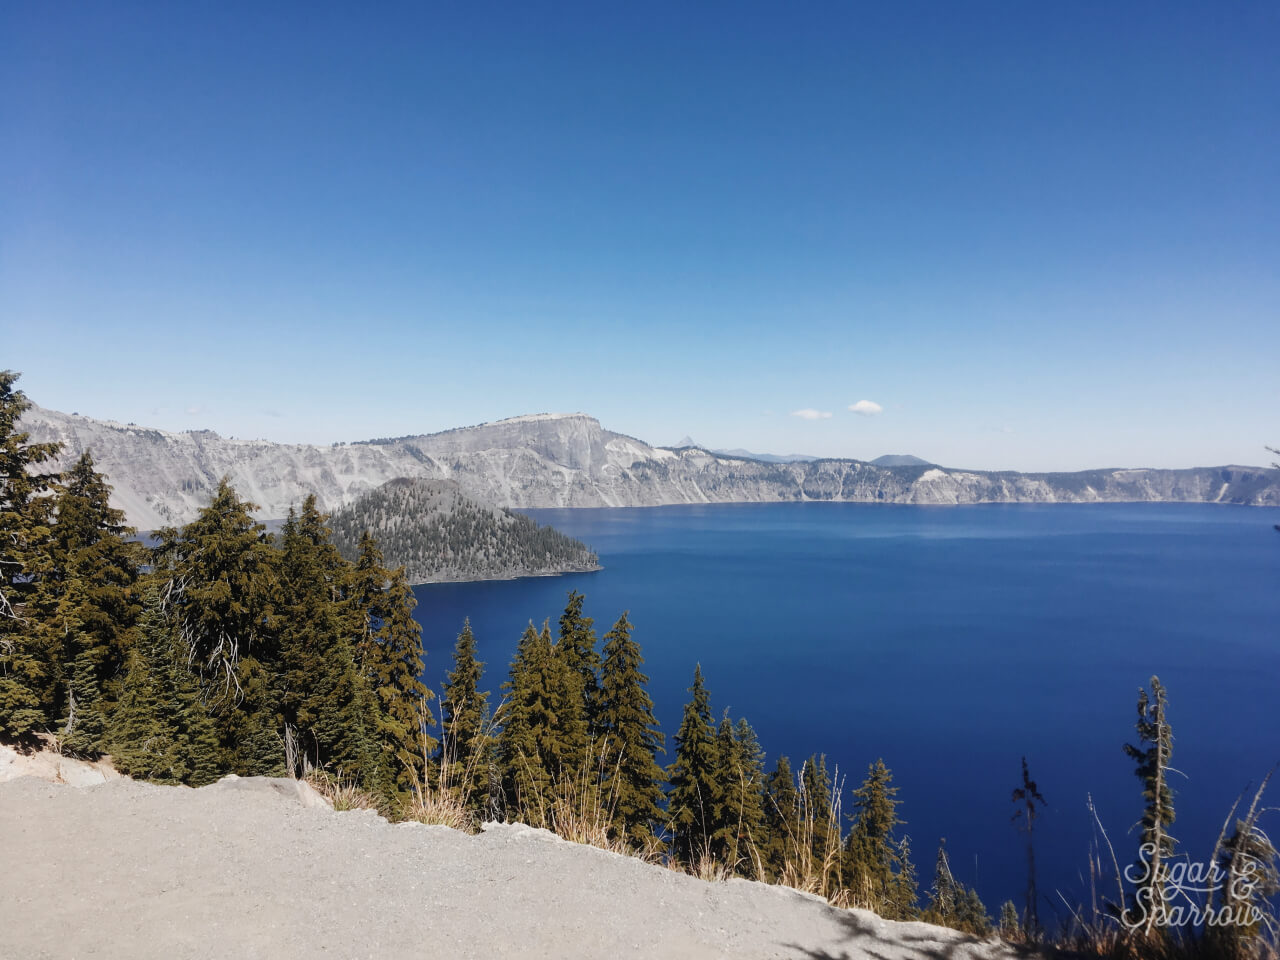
<box><xmin>1012</xmin><ymin>757</ymin><xmax>1048</xmax><ymax>938</ymax></box>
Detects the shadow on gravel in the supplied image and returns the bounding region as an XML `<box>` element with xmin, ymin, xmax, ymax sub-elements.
<box><xmin>779</xmin><ymin>909</ymin><xmax>1058</xmax><ymax>960</ymax></box>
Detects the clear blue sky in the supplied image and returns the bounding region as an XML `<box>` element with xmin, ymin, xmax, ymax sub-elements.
<box><xmin>3</xmin><ymin>2</ymin><xmax>1277</xmax><ymax>470</ymax></box>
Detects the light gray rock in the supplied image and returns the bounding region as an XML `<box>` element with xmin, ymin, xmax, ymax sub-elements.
<box><xmin>210</xmin><ymin>773</ymin><xmax>333</xmax><ymax>810</ymax></box>
<box><xmin>21</xmin><ymin>404</ymin><xmax>1279</xmax><ymax>529</ymax></box>
<box><xmin>0</xmin><ymin>775</ymin><xmax>1047</xmax><ymax>960</ymax></box>
<box><xmin>0</xmin><ymin>743</ymin><xmax>121</xmax><ymax>788</ymax></box>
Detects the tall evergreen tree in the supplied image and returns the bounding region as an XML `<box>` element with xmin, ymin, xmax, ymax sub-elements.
<box><xmin>893</xmin><ymin>835</ymin><xmax>921</xmax><ymax>921</ymax></box>
<box><xmin>596</xmin><ymin>611</ymin><xmax>665</xmax><ymax>844</ymax></box>
<box><xmin>109</xmin><ymin>588</ymin><xmax>221</xmax><ymax>785</ymax></box>
<box><xmin>152</xmin><ymin>478</ymin><xmax>279</xmax><ymax>772</ymax></box>
<box><xmin>349</xmin><ymin>531</ymin><xmax>389</xmax><ymax>671</ymax></box>
<box><xmin>711</xmin><ymin>715</ymin><xmax>767</xmax><ymax>875</ymax></box>
<box><xmin>347</xmin><ymin>530</ymin><xmax>434</xmax><ymax>796</ymax></box>
<box><xmin>43</xmin><ymin>453</ymin><xmax>144</xmax><ymax>747</ymax></box>
<box><xmin>60</xmin><ymin>645</ymin><xmax>106</xmax><ymax>757</ymax></box>
<box><xmin>667</xmin><ymin>665</ymin><xmax>722</xmax><ymax>865</ymax></box>
<box><xmin>501</xmin><ymin>621</ymin><xmax>578</xmax><ymax>810</ymax></box>
<box><xmin>153</xmin><ymin>478</ymin><xmax>277</xmax><ymax>699</ymax></box>
<box><xmin>925</xmin><ymin>838</ymin><xmax>990</xmax><ymax>935</ymax></box>
<box><xmin>556</xmin><ymin>591</ymin><xmax>600</xmax><ymax>733</ymax></box>
<box><xmin>926</xmin><ymin>839</ymin><xmax>959</xmax><ymax>927</ymax></box>
<box><xmin>761</xmin><ymin>755</ymin><xmax>801</xmax><ymax>881</ymax></box>
<box><xmin>368</xmin><ymin>564</ymin><xmax>432</xmax><ymax>796</ymax></box>
<box><xmin>439</xmin><ymin>618</ymin><xmax>490</xmax><ymax>810</ymax></box>
<box><xmin>845</xmin><ymin>759</ymin><xmax>911</xmax><ymax>917</ymax></box>
<box><xmin>276</xmin><ymin>497</ymin><xmax>381</xmax><ymax>786</ymax></box>
<box><xmin>0</xmin><ymin>371</ymin><xmax>61</xmax><ymax>738</ymax></box>
<box><xmin>1123</xmin><ymin>675</ymin><xmax>1176</xmax><ymax>935</ymax></box>
<box><xmin>543</xmin><ymin>620</ymin><xmax>589</xmax><ymax>784</ymax></box>
<box><xmin>48</xmin><ymin>452</ymin><xmax>142</xmax><ymax>680</ymax></box>
<box><xmin>225</xmin><ymin>662</ymin><xmax>287</xmax><ymax>777</ymax></box>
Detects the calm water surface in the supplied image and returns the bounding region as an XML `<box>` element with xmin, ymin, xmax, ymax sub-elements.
<box><xmin>411</xmin><ymin>502</ymin><xmax>1280</xmax><ymax>914</ymax></box>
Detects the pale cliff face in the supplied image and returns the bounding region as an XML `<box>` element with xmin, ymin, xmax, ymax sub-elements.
<box><xmin>20</xmin><ymin>405</ymin><xmax>1280</xmax><ymax>529</ymax></box>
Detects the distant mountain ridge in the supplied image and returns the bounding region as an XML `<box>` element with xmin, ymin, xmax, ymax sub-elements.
<box><xmin>871</xmin><ymin>454</ymin><xmax>933</xmax><ymax>467</ymax></box>
<box><xmin>674</xmin><ymin>436</ymin><xmax>819</xmax><ymax>463</ymax></box>
<box><xmin>328</xmin><ymin>478</ymin><xmax>600</xmax><ymax>585</ymax></box>
<box><xmin>20</xmin><ymin>404</ymin><xmax>1280</xmax><ymax>528</ymax></box>
<box><xmin>713</xmin><ymin>448</ymin><xmax>819</xmax><ymax>464</ymax></box>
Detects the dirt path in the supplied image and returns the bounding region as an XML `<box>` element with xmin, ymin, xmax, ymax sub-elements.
<box><xmin>0</xmin><ymin>775</ymin><xmax>1037</xmax><ymax>960</ymax></box>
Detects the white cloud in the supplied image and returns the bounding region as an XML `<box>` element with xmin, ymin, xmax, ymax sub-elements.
<box><xmin>849</xmin><ymin>400</ymin><xmax>883</xmax><ymax>416</ymax></box>
<box><xmin>791</xmin><ymin>408</ymin><xmax>833</xmax><ymax>420</ymax></box>
<box><xmin>185</xmin><ymin>405</ymin><xmax>204</xmax><ymax>416</ymax></box>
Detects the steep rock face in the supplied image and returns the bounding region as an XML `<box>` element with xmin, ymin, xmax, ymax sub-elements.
<box><xmin>23</xmin><ymin>405</ymin><xmax>428</xmax><ymax>528</ymax></box>
<box><xmin>20</xmin><ymin>405</ymin><xmax>1280</xmax><ymax>528</ymax></box>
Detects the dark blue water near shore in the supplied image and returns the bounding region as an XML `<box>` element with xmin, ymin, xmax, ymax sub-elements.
<box><xmin>411</xmin><ymin>502</ymin><xmax>1280</xmax><ymax>916</ymax></box>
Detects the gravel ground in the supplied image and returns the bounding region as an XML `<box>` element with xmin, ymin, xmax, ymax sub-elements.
<box><xmin>0</xmin><ymin>775</ymin><xmax>1040</xmax><ymax>960</ymax></box>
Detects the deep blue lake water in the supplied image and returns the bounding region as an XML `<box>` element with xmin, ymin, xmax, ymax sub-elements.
<box><xmin>411</xmin><ymin>502</ymin><xmax>1280</xmax><ymax>917</ymax></box>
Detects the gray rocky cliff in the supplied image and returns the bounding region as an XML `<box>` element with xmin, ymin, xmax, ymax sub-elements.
<box><xmin>21</xmin><ymin>405</ymin><xmax>1280</xmax><ymax>528</ymax></box>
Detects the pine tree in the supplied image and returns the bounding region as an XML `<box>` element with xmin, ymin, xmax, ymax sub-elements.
<box><xmin>47</xmin><ymin>452</ymin><xmax>144</xmax><ymax>703</ymax></box>
<box><xmin>926</xmin><ymin>838</ymin><xmax>959</xmax><ymax>926</ymax></box>
<box><xmin>347</xmin><ymin>531</ymin><xmax>434</xmax><ymax>797</ymax></box>
<box><xmin>845</xmin><ymin>759</ymin><xmax>909</xmax><ymax>916</ymax></box>
<box><xmin>924</xmin><ymin>838</ymin><xmax>990</xmax><ymax>935</ymax></box>
<box><xmin>556</xmin><ymin>591</ymin><xmax>600</xmax><ymax>733</ymax></box>
<box><xmin>377</xmin><ymin>563</ymin><xmax>432</xmax><ymax>792</ymax></box>
<box><xmin>109</xmin><ymin>587</ymin><xmax>221</xmax><ymax>785</ymax></box>
<box><xmin>0</xmin><ymin>371</ymin><xmax>61</xmax><ymax>738</ymax></box>
<box><xmin>500</xmin><ymin>622</ymin><xmax>556</xmax><ymax>810</ymax></box>
<box><xmin>349</xmin><ymin>531</ymin><xmax>389</xmax><ymax>671</ymax></box>
<box><xmin>999</xmin><ymin>900</ymin><xmax>1022</xmax><ymax>940</ymax></box>
<box><xmin>439</xmin><ymin>618</ymin><xmax>490</xmax><ymax>811</ymax></box>
<box><xmin>596</xmin><ymin>611</ymin><xmax>665</xmax><ymax>845</ymax></box>
<box><xmin>1123</xmin><ymin>675</ymin><xmax>1176</xmax><ymax>935</ymax></box>
<box><xmin>708</xmin><ymin>715</ymin><xmax>766</xmax><ymax>874</ymax></box>
<box><xmin>60</xmin><ymin>645</ymin><xmax>106</xmax><ymax>757</ymax></box>
<box><xmin>108</xmin><ymin>623</ymin><xmax>164</xmax><ymax>778</ymax></box>
<box><xmin>667</xmin><ymin>664</ymin><xmax>722</xmax><ymax>865</ymax></box>
<box><xmin>152</xmin><ymin>478</ymin><xmax>280</xmax><ymax>773</ymax></box>
<box><xmin>177</xmin><ymin>668</ymin><xmax>222</xmax><ymax>786</ymax></box>
<box><xmin>892</xmin><ymin>835</ymin><xmax>920</xmax><ymax>920</ymax></box>
<box><xmin>276</xmin><ymin>497</ymin><xmax>381</xmax><ymax>786</ymax></box>
<box><xmin>231</xmin><ymin>663</ymin><xmax>287</xmax><ymax>777</ymax></box>
<box><xmin>153</xmin><ymin>478</ymin><xmax>277</xmax><ymax>701</ymax></box>
<box><xmin>43</xmin><ymin>454</ymin><xmax>144</xmax><ymax>753</ymax></box>
<box><xmin>955</xmin><ymin>886</ymin><xmax>993</xmax><ymax>937</ymax></box>
<box><xmin>761</xmin><ymin>755</ymin><xmax>801</xmax><ymax>881</ymax></box>
<box><xmin>542</xmin><ymin>619</ymin><xmax>588</xmax><ymax>786</ymax></box>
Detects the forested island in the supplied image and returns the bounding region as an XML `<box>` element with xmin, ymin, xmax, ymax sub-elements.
<box><xmin>328</xmin><ymin>477</ymin><xmax>600</xmax><ymax>584</ymax></box>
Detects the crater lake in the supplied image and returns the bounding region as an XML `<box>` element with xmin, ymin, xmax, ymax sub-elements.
<box><xmin>411</xmin><ymin>502</ymin><xmax>1280</xmax><ymax>915</ymax></box>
